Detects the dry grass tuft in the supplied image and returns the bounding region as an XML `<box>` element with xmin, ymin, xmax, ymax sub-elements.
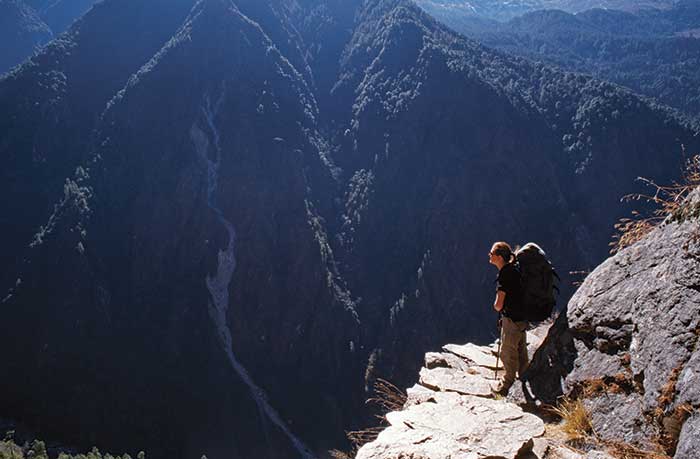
<box><xmin>338</xmin><ymin>378</ymin><xmax>408</xmax><ymax>455</ymax></box>
<box><xmin>656</xmin><ymin>366</ymin><xmax>683</xmax><ymax>415</ymax></box>
<box><xmin>543</xmin><ymin>368</ymin><xmax>692</xmax><ymax>459</ymax></box>
<box><xmin>578</xmin><ymin>378</ymin><xmax>610</xmax><ymax>398</ymax></box>
<box><xmin>328</xmin><ymin>449</ymin><xmax>354</xmax><ymax>459</ymax></box>
<box><xmin>611</xmin><ymin>214</ymin><xmax>658</xmax><ymax>254</ymax></box>
<box><xmin>570</xmin><ymin>374</ymin><xmax>637</xmax><ymax>400</ymax></box>
<box><xmin>657</xmin><ymin>403</ymin><xmax>694</xmax><ymax>456</ymax></box>
<box><xmin>546</xmin><ymin>395</ymin><xmax>672</xmax><ymax>458</ymax></box>
<box><xmin>549</xmin><ymin>398</ymin><xmax>594</xmax><ymax>439</ymax></box>
<box><xmin>602</xmin><ymin>439</ymin><xmax>669</xmax><ymax>459</ymax></box>
<box><xmin>611</xmin><ymin>151</ymin><xmax>700</xmax><ymax>254</ymax></box>
<box><xmin>648</xmin><ymin>365</ymin><xmax>694</xmax><ymax>456</ymax></box>
<box><xmin>366</xmin><ymin>378</ymin><xmax>407</xmax><ymax>414</ymax></box>
<box><xmin>346</xmin><ymin>426</ymin><xmax>385</xmax><ymax>449</ymax></box>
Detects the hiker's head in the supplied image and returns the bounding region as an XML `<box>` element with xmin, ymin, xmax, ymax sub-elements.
<box><xmin>489</xmin><ymin>242</ymin><xmax>515</xmax><ymax>268</ymax></box>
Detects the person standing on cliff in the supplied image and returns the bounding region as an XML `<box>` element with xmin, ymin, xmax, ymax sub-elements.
<box><xmin>489</xmin><ymin>241</ymin><xmax>528</xmax><ymax>396</ymax></box>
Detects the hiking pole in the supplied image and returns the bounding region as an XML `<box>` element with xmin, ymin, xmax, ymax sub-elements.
<box><xmin>494</xmin><ymin>315</ymin><xmax>502</xmax><ymax>381</ymax></box>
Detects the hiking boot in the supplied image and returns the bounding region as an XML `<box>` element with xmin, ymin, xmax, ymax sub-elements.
<box><xmin>492</xmin><ymin>381</ymin><xmax>512</xmax><ymax>397</ymax></box>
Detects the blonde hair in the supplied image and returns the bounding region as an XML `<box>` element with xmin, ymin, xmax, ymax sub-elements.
<box><xmin>491</xmin><ymin>241</ymin><xmax>516</xmax><ymax>264</ymax></box>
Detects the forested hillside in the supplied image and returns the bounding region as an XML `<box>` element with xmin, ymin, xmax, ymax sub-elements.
<box><xmin>419</xmin><ymin>0</ymin><xmax>700</xmax><ymax>118</ymax></box>
<box><xmin>0</xmin><ymin>0</ymin><xmax>97</xmax><ymax>74</ymax></box>
<box><xmin>1</xmin><ymin>0</ymin><xmax>698</xmax><ymax>458</ymax></box>
<box><xmin>415</xmin><ymin>0</ymin><xmax>679</xmax><ymax>22</ymax></box>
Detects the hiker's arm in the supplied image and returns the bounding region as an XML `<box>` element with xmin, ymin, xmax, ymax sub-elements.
<box><xmin>493</xmin><ymin>291</ymin><xmax>505</xmax><ymax>312</ymax></box>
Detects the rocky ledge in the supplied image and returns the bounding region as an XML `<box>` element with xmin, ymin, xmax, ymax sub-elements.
<box><xmin>357</xmin><ymin>190</ymin><xmax>700</xmax><ymax>459</ymax></box>
<box><xmin>356</xmin><ymin>324</ymin><xmax>625</xmax><ymax>459</ymax></box>
<box><xmin>356</xmin><ymin>327</ymin><xmax>548</xmax><ymax>459</ymax></box>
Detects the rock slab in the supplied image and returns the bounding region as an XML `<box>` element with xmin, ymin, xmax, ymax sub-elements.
<box><xmin>419</xmin><ymin>366</ymin><xmax>495</xmax><ymax>397</ymax></box>
<box><xmin>526</xmin><ymin>191</ymin><xmax>700</xmax><ymax>457</ymax></box>
<box><xmin>443</xmin><ymin>343</ymin><xmax>503</xmax><ymax>369</ymax></box>
<box><xmin>356</xmin><ymin>392</ymin><xmax>544</xmax><ymax>459</ymax></box>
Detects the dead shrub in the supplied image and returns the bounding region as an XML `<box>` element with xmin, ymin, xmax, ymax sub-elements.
<box><xmin>570</xmin><ymin>374</ymin><xmax>637</xmax><ymax>400</ymax></box>
<box><xmin>337</xmin><ymin>378</ymin><xmax>407</xmax><ymax>455</ymax></box>
<box><xmin>656</xmin><ymin>366</ymin><xmax>683</xmax><ymax>415</ymax></box>
<box><xmin>366</xmin><ymin>378</ymin><xmax>407</xmax><ymax>414</ymax></box>
<box><xmin>657</xmin><ymin>403</ymin><xmax>694</xmax><ymax>456</ymax></box>
<box><xmin>611</xmin><ymin>151</ymin><xmax>700</xmax><ymax>254</ymax></box>
<box><xmin>345</xmin><ymin>426</ymin><xmax>385</xmax><ymax>450</ymax></box>
<box><xmin>602</xmin><ymin>439</ymin><xmax>669</xmax><ymax>459</ymax></box>
<box><xmin>328</xmin><ymin>449</ymin><xmax>354</xmax><ymax>459</ymax></box>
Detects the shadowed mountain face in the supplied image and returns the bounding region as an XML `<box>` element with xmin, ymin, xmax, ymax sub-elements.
<box><xmin>1</xmin><ymin>0</ymin><xmax>99</xmax><ymax>75</ymax></box>
<box><xmin>0</xmin><ymin>0</ymin><xmax>699</xmax><ymax>457</ymax></box>
<box><xmin>0</xmin><ymin>0</ymin><xmax>52</xmax><ymax>73</ymax></box>
<box><xmin>31</xmin><ymin>0</ymin><xmax>98</xmax><ymax>32</ymax></box>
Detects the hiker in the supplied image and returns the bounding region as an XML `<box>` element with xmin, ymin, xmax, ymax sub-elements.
<box><xmin>488</xmin><ymin>241</ymin><xmax>528</xmax><ymax>396</ymax></box>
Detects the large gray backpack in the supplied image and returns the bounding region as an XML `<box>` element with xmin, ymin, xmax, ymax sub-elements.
<box><xmin>515</xmin><ymin>243</ymin><xmax>559</xmax><ymax>322</ymax></box>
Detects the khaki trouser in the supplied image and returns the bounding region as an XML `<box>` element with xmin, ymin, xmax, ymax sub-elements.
<box><xmin>500</xmin><ymin>316</ymin><xmax>529</xmax><ymax>389</ymax></box>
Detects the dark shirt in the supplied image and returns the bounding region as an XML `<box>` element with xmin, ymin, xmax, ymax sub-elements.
<box><xmin>496</xmin><ymin>263</ymin><xmax>526</xmax><ymax>322</ymax></box>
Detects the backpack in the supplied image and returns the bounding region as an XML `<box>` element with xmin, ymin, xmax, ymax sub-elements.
<box><xmin>515</xmin><ymin>243</ymin><xmax>559</xmax><ymax>322</ymax></box>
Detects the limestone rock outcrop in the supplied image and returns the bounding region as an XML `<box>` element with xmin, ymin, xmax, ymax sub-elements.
<box><xmin>357</xmin><ymin>391</ymin><xmax>544</xmax><ymax>459</ymax></box>
<box><xmin>527</xmin><ymin>190</ymin><xmax>700</xmax><ymax>457</ymax></box>
<box><xmin>357</xmin><ymin>336</ymin><xmax>546</xmax><ymax>459</ymax></box>
<box><xmin>358</xmin><ymin>191</ymin><xmax>700</xmax><ymax>459</ymax></box>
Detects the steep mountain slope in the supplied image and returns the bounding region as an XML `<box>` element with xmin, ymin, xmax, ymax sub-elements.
<box><xmin>36</xmin><ymin>0</ymin><xmax>98</xmax><ymax>32</ymax></box>
<box><xmin>0</xmin><ymin>0</ymin><xmax>199</xmax><ymax>297</ymax></box>
<box><xmin>1</xmin><ymin>0</ymin><xmax>361</xmax><ymax>456</ymax></box>
<box><xmin>0</xmin><ymin>0</ymin><xmax>699</xmax><ymax>457</ymax></box>
<box><xmin>1</xmin><ymin>0</ymin><xmax>100</xmax><ymax>75</ymax></box>
<box><xmin>444</xmin><ymin>3</ymin><xmax>700</xmax><ymax>118</ymax></box>
<box><xmin>0</xmin><ymin>0</ymin><xmax>52</xmax><ymax>73</ymax></box>
<box><xmin>325</xmin><ymin>0</ymin><xmax>699</xmax><ymax>388</ymax></box>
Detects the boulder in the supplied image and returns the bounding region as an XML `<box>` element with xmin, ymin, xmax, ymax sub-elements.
<box><xmin>540</xmin><ymin>447</ymin><xmax>615</xmax><ymax>459</ymax></box>
<box><xmin>419</xmin><ymin>367</ymin><xmax>494</xmax><ymax>397</ymax></box>
<box><xmin>583</xmin><ymin>393</ymin><xmax>659</xmax><ymax>448</ymax></box>
<box><xmin>405</xmin><ymin>384</ymin><xmax>437</xmax><ymax>408</ymax></box>
<box><xmin>443</xmin><ymin>343</ymin><xmax>503</xmax><ymax>369</ymax></box>
<box><xmin>424</xmin><ymin>351</ymin><xmax>472</xmax><ymax>372</ymax></box>
<box><xmin>356</xmin><ymin>391</ymin><xmax>544</xmax><ymax>459</ymax></box>
<box><xmin>677</xmin><ymin>349</ymin><xmax>700</xmax><ymax>407</ymax></box>
<box><xmin>675</xmin><ymin>411</ymin><xmax>700</xmax><ymax>459</ymax></box>
<box><xmin>526</xmin><ymin>191</ymin><xmax>700</xmax><ymax>455</ymax></box>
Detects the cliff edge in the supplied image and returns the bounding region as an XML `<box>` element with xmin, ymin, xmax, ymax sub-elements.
<box><xmin>356</xmin><ymin>189</ymin><xmax>700</xmax><ymax>459</ymax></box>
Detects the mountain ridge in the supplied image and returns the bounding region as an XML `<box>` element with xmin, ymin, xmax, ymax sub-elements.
<box><xmin>1</xmin><ymin>0</ymin><xmax>699</xmax><ymax>457</ymax></box>
<box><xmin>415</xmin><ymin>0</ymin><xmax>680</xmax><ymax>23</ymax></box>
<box><xmin>0</xmin><ymin>0</ymin><xmax>53</xmax><ymax>74</ymax></box>
<box><xmin>420</xmin><ymin>1</ymin><xmax>700</xmax><ymax>118</ymax></box>
<box><xmin>0</xmin><ymin>0</ymin><xmax>101</xmax><ymax>74</ymax></box>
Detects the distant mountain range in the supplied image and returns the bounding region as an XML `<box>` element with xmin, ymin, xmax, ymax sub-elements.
<box><xmin>418</xmin><ymin>0</ymin><xmax>700</xmax><ymax>118</ymax></box>
<box><xmin>0</xmin><ymin>0</ymin><xmax>97</xmax><ymax>74</ymax></box>
<box><xmin>415</xmin><ymin>0</ymin><xmax>679</xmax><ymax>22</ymax></box>
<box><xmin>1</xmin><ymin>0</ymin><xmax>698</xmax><ymax>458</ymax></box>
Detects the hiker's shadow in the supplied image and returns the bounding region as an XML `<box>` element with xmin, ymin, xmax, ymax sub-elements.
<box><xmin>519</xmin><ymin>309</ymin><xmax>578</xmax><ymax>409</ymax></box>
